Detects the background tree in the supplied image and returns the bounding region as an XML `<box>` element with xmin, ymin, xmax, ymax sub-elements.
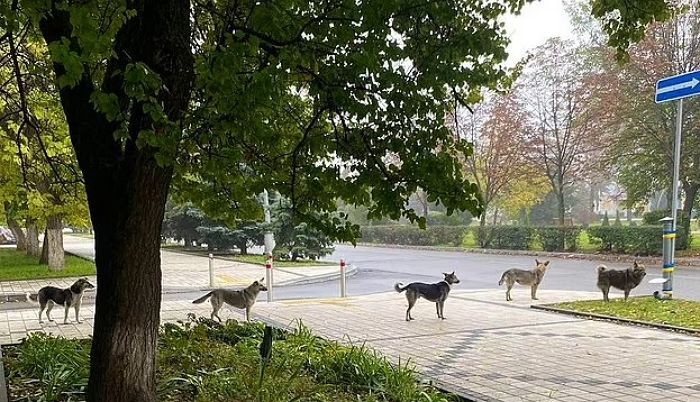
<box><xmin>602</xmin><ymin>1</ymin><xmax>700</xmax><ymax>241</ymax></box>
<box><xmin>518</xmin><ymin>38</ymin><xmax>603</xmax><ymax>225</ymax></box>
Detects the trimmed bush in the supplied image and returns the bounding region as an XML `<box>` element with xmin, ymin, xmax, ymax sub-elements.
<box><xmin>476</xmin><ymin>226</ymin><xmax>534</xmax><ymax>250</ymax></box>
<box><xmin>587</xmin><ymin>226</ymin><xmax>666</xmax><ymax>255</ymax></box>
<box><xmin>642</xmin><ymin>210</ymin><xmax>691</xmax><ymax>249</ymax></box>
<box><xmin>360</xmin><ymin>225</ymin><xmax>468</xmax><ymax>247</ymax></box>
<box><xmin>535</xmin><ymin>226</ymin><xmax>582</xmax><ymax>252</ymax></box>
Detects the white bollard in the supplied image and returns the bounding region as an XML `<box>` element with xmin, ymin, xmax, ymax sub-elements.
<box><xmin>266</xmin><ymin>254</ymin><xmax>273</xmax><ymax>302</ymax></box>
<box><xmin>208</xmin><ymin>253</ymin><xmax>215</xmax><ymax>287</ymax></box>
<box><xmin>340</xmin><ymin>259</ymin><xmax>347</xmax><ymax>298</ymax></box>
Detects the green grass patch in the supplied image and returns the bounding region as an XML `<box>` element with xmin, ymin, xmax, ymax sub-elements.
<box><xmin>231</xmin><ymin>254</ymin><xmax>334</xmax><ymax>267</ymax></box>
<box><xmin>5</xmin><ymin>319</ymin><xmax>456</xmax><ymax>402</ymax></box>
<box><xmin>550</xmin><ymin>297</ymin><xmax>700</xmax><ymax>330</ymax></box>
<box><xmin>0</xmin><ymin>248</ymin><xmax>95</xmax><ymax>281</ymax></box>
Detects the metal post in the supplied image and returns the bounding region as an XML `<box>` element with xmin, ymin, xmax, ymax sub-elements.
<box><xmin>340</xmin><ymin>259</ymin><xmax>347</xmax><ymax>298</ymax></box>
<box><xmin>266</xmin><ymin>254</ymin><xmax>273</xmax><ymax>302</ymax></box>
<box><xmin>263</xmin><ymin>190</ymin><xmax>276</xmax><ymax>256</ymax></box>
<box><xmin>657</xmin><ymin>217</ymin><xmax>674</xmax><ymax>299</ymax></box>
<box><xmin>665</xmin><ymin>99</ymin><xmax>683</xmax><ymax>299</ymax></box>
<box><xmin>208</xmin><ymin>253</ymin><xmax>215</xmax><ymax>287</ymax></box>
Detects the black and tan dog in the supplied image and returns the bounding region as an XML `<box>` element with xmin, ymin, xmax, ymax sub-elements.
<box><xmin>498</xmin><ymin>260</ymin><xmax>550</xmax><ymax>301</ymax></box>
<box><xmin>193</xmin><ymin>279</ymin><xmax>268</xmax><ymax>322</ymax></box>
<box><xmin>597</xmin><ymin>261</ymin><xmax>646</xmax><ymax>301</ymax></box>
<box><xmin>29</xmin><ymin>278</ymin><xmax>95</xmax><ymax>324</ymax></box>
<box><xmin>394</xmin><ymin>272</ymin><xmax>460</xmax><ymax>321</ymax></box>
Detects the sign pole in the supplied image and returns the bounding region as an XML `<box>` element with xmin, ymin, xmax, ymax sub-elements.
<box><xmin>664</xmin><ymin>99</ymin><xmax>683</xmax><ymax>299</ymax></box>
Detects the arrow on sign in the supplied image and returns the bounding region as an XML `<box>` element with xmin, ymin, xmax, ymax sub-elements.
<box><xmin>657</xmin><ymin>77</ymin><xmax>700</xmax><ymax>95</ymax></box>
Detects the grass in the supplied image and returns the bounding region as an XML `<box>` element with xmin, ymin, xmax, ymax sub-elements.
<box><xmin>0</xmin><ymin>248</ymin><xmax>95</xmax><ymax>281</ymax></box>
<box><xmin>550</xmin><ymin>297</ymin><xmax>700</xmax><ymax>330</ymax></box>
<box><xmin>5</xmin><ymin>318</ymin><xmax>456</xmax><ymax>402</ymax></box>
<box><xmin>230</xmin><ymin>254</ymin><xmax>333</xmax><ymax>267</ymax></box>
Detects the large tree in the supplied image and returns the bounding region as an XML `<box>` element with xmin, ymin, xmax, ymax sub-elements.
<box><xmin>2</xmin><ymin>0</ymin><xmax>675</xmax><ymax>400</ymax></box>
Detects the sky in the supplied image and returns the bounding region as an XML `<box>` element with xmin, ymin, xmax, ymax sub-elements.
<box><xmin>504</xmin><ymin>0</ymin><xmax>574</xmax><ymax>65</ymax></box>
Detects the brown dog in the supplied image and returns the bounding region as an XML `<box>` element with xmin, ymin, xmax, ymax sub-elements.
<box><xmin>192</xmin><ymin>279</ymin><xmax>268</xmax><ymax>321</ymax></box>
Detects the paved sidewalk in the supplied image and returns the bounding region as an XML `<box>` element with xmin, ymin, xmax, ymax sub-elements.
<box><xmin>0</xmin><ymin>248</ymin><xmax>351</xmax><ymax>297</ymax></box>
<box><xmin>1</xmin><ymin>289</ymin><xmax>699</xmax><ymax>401</ymax></box>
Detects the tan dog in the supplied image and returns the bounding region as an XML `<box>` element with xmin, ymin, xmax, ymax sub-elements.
<box><xmin>498</xmin><ymin>260</ymin><xmax>550</xmax><ymax>301</ymax></box>
<box><xmin>192</xmin><ymin>279</ymin><xmax>267</xmax><ymax>321</ymax></box>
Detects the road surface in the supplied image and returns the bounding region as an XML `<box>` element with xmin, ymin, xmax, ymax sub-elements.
<box><xmin>63</xmin><ymin>237</ymin><xmax>700</xmax><ymax>301</ymax></box>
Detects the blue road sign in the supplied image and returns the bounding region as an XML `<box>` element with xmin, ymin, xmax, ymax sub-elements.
<box><xmin>655</xmin><ymin>70</ymin><xmax>700</xmax><ymax>103</ymax></box>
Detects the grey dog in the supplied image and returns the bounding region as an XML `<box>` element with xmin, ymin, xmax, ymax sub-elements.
<box><xmin>498</xmin><ymin>260</ymin><xmax>550</xmax><ymax>301</ymax></box>
<box><xmin>394</xmin><ymin>272</ymin><xmax>460</xmax><ymax>321</ymax></box>
<box><xmin>29</xmin><ymin>278</ymin><xmax>95</xmax><ymax>324</ymax></box>
<box><xmin>192</xmin><ymin>279</ymin><xmax>267</xmax><ymax>322</ymax></box>
<box><xmin>597</xmin><ymin>261</ymin><xmax>646</xmax><ymax>301</ymax></box>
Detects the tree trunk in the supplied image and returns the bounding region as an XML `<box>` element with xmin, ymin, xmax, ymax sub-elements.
<box><xmin>38</xmin><ymin>0</ymin><xmax>193</xmax><ymax>399</ymax></box>
<box><xmin>26</xmin><ymin>219</ymin><xmax>40</xmax><ymax>258</ymax></box>
<box><xmin>40</xmin><ymin>229</ymin><xmax>49</xmax><ymax>264</ymax></box>
<box><xmin>46</xmin><ymin>216</ymin><xmax>64</xmax><ymax>270</ymax></box>
<box><xmin>4</xmin><ymin>204</ymin><xmax>27</xmax><ymax>251</ymax></box>
<box><xmin>680</xmin><ymin>183</ymin><xmax>699</xmax><ymax>249</ymax></box>
<box><xmin>556</xmin><ymin>187</ymin><xmax>566</xmax><ymax>226</ymax></box>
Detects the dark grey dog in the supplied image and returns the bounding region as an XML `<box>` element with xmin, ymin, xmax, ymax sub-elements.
<box><xmin>498</xmin><ymin>260</ymin><xmax>550</xmax><ymax>301</ymax></box>
<box><xmin>192</xmin><ymin>279</ymin><xmax>268</xmax><ymax>322</ymax></box>
<box><xmin>394</xmin><ymin>272</ymin><xmax>460</xmax><ymax>321</ymax></box>
<box><xmin>597</xmin><ymin>261</ymin><xmax>646</xmax><ymax>301</ymax></box>
<box><xmin>30</xmin><ymin>278</ymin><xmax>95</xmax><ymax>324</ymax></box>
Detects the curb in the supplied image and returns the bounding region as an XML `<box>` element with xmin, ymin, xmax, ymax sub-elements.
<box><xmin>531</xmin><ymin>304</ymin><xmax>700</xmax><ymax>336</ymax></box>
<box><xmin>354</xmin><ymin>242</ymin><xmax>700</xmax><ymax>268</ymax></box>
<box><xmin>276</xmin><ymin>265</ymin><xmax>358</xmax><ymax>287</ymax></box>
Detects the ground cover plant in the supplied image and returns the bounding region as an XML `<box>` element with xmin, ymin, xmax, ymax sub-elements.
<box><xmin>4</xmin><ymin>317</ymin><xmax>455</xmax><ymax>402</ymax></box>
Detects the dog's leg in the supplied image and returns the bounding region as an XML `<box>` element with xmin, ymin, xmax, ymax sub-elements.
<box><xmin>602</xmin><ymin>287</ymin><xmax>609</xmax><ymax>302</ymax></box>
<box><xmin>245</xmin><ymin>305</ymin><xmax>251</xmax><ymax>322</ymax></box>
<box><xmin>506</xmin><ymin>283</ymin><xmax>513</xmax><ymax>301</ymax></box>
<box><xmin>46</xmin><ymin>301</ymin><xmax>54</xmax><ymax>322</ymax></box>
<box><xmin>74</xmin><ymin>300</ymin><xmax>82</xmax><ymax>324</ymax></box>
<box><xmin>64</xmin><ymin>303</ymin><xmax>70</xmax><ymax>324</ymax></box>
<box><xmin>531</xmin><ymin>284</ymin><xmax>539</xmax><ymax>300</ymax></box>
<box><xmin>439</xmin><ymin>301</ymin><xmax>446</xmax><ymax>320</ymax></box>
<box><xmin>624</xmin><ymin>289</ymin><xmax>630</xmax><ymax>301</ymax></box>
<box><xmin>435</xmin><ymin>302</ymin><xmax>440</xmax><ymax>319</ymax></box>
<box><xmin>211</xmin><ymin>297</ymin><xmax>223</xmax><ymax>322</ymax></box>
<box><xmin>39</xmin><ymin>302</ymin><xmax>46</xmax><ymax>323</ymax></box>
<box><xmin>406</xmin><ymin>293</ymin><xmax>416</xmax><ymax>321</ymax></box>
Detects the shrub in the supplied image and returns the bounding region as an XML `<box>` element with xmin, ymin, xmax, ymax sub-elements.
<box><xmin>587</xmin><ymin>226</ymin><xmax>665</xmax><ymax>255</ymax></box>
<box><xmin>360</xmin><ymin>225</ymin><xmax>468</xmax><ymax>247</ymax></box>
<box><xmin>535</xmin><ymin>226</ymin><xmax>582</xmax><ymax>252</ymax></box>
<box><xmin>476</xmin><ymin>226</ymin><xmax>533</xmax><ymax>250</ymax></box>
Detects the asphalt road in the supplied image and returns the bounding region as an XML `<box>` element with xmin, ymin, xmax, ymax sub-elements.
<box><xmin>63</xmin><ymin>237</ymin><xmax>700</xmax><ymax>301</ymax></box>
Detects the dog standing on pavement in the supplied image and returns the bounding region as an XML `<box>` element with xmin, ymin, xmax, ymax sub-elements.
<box><xmin>597</xmin><ymin>261</ymin><xmax>646</xmax><ymax>301</ymax></box>
<box><xmin>28</xmin><ymin>278</ymin><xmax>95</xmax><ymax>324</ymax></box>
<box><xmin>192</xmin><ymin>279</ymin><xmax>268</xmax><ymax>322</ymax></box>
<box><xmin>394</xmin><ymin>272</ymin><xmax>460</xmax><ymax>321</ymax></box>
<box><xmin>498</xmin><ymin>260</ymin><xmax>550</xmax><ymax>301</ymax></box>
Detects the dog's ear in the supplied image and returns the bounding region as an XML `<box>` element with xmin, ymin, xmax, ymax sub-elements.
<box><xmin>451</xmin><ymin>271</ymin><xmax>455</xmax><ymax>275</ymax></box>
<box><xmin>633</xmin><ymin>260</ymin><xmax>638</xmax><ymax>268</ymax></box>
<box><xmin>535</xmin><ymin>259</ymin><xmax>540</xmax><ymax>265</ymax></box>
<box><xmin>544</xmin><ymin>261</ymin><xmax>550</xmax><ymax>267</ymax></box>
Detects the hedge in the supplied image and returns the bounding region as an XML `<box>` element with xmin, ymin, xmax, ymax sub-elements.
<box><xmin>534</xmin><ymin>226</ymin><xmax>582</xmax><ymax>252</ymax></box>
<box><xmin>360</xmin><ymin>225</ymin><xmax>468</xmax><ymax>247</ymax></box>
<box><xmin>476</xmin><ymin>226</ymin><xmax>534</xmax><ymax>250</ymax></box>
<box><xmin>586</xmin><ymin>225</ymin><xmax>689</xmax><ymax>255</ymax></box>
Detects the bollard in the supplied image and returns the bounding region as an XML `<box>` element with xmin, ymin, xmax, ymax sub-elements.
<box><xmin>659</xmin><ymin>217</ymin><xmax>674</xmax><ymax>299</ymax></box>
<box><xmin>266</xmin><ymin>254</ymin><xmax>273</xmax><ymax>302</ymax></box>
<box><xmin>208</xmin><ymin>253</ymin><xmax>215</xmax><ymax>287</ymax></box>
<box><xmin>340</xmin><ymin>259</ymin><xmax>347</xmax><ymax>298</ymax></box>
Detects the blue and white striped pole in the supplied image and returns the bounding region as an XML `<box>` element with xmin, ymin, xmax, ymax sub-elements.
<box><xmin>657</xmin><ymin>217</ymin><xmax>674</xmax><ymax>299</ymax></box>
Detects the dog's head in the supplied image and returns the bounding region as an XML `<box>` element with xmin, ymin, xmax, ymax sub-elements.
<box><xmin>71</xmin><ymin>278</ymin><xmax>95</xmax><ymax>293</ymax></box>
<box><xmin>252</xmin><ymin>278</ymin><xmax>268</xmax><ymax>292</ymax></box>
<box><xmin>443</xmin><ymin>271</ymin><xmax>460</xmax><ymax>285</ymax></box>
<box><xmin>631</xmin><ymin>260</ymin><xmax>647</xmax><ymax>279</ymax></box>
<box><xmin>535</xmin><ymin>259</ymin><xmax>550</xmax><ymax>272</ymax></box>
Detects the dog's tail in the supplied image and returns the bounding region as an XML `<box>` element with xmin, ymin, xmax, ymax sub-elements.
<box><xmin>25</xmin><ymin>293</ymin><xmax>38</xmax><ymax>303</ymax></box>
<box><xmin>192</xmin><ymin>292</ymin><xmax>213</xmax><ymax>304</ymax></box>
<box><xmin>597</xmin><ymin>265</ymin><xmax>607</xmax><ymax>275</ymax></box>
<box><xmin>498</xmin><ymin>272</ymin><xmax>507</xmax><ymax>286</ymax></box>
<box><xmin>394</xmin><ymin>283</ymin><xmax>408</xmax><ymax>293</ymax></box>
